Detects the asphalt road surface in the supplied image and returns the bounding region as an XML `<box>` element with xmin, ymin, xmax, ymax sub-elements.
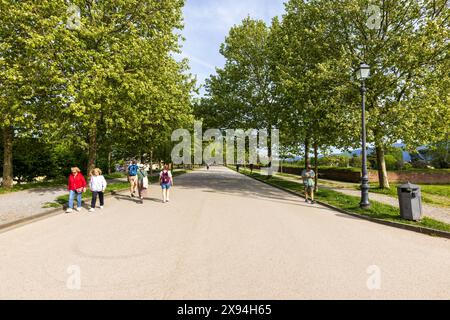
<box><xmin>0</xmin><ymin>166</ymin><xmax>449</xmax><ymax>299</ymax></box>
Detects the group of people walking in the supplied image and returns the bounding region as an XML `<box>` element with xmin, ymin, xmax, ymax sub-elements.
<box><xmin>65</xmin><ymin>161</ymin><xmax>174</xmax><ymax>213</ymax></box>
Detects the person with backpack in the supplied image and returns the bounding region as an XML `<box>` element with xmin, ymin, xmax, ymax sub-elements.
<box><xmin>159</xmin><ymin>164</ymin><xmax>173</xmax><ymax>203</ymax></box>
<box><xmin>88</xmin><ymin>168</ymin><xmax>107</xmax><ymax>212</ymax></box>
<box><xmin>128</xmin><ymin>160</ymin><xmax>139</xmax><ymax>198</ymax></box>
<box><xmin>137</xmin><ymin>164</ymin><xmax>149</xmax><ymax>202</ymax></box>
<box><xmin>66</xmin><ymin>167</ymin><xmax>87</xmax><ymax>213</ymax></box>
<box><xmin>301</xmin><ymin>164</ymin><xmax>316</xmax><ymax>204</ymax></box>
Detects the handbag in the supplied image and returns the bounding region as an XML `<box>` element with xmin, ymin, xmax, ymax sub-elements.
<box><xmin>142</xmin><ymin>176</ymin><xmax>149</xmax><ymax>189</ymax></box>
<box><xmin>76</xmin><ymin>187</ymin><xmax>84</xmax><ymax>193</ymax></box>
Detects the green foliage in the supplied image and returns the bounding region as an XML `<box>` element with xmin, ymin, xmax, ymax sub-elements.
<box><xmin>317</xmin><ymin>155</ymin><xmax>350</xmax><ymax>167</ymax></box>
<box><xmin>384</xmin><ymin>155</ymin><xmax>398</xmax><ymax>171</ymax></box>
<box><xmin>0</xmin><ymin>1</ymin><xmax>194</xmax><ymax>186</ymax></box>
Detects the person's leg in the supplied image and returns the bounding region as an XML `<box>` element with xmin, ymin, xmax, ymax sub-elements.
<box><xmin>77</xmin><ymin>192</ymin><xmax>82</xmax><ymax>209</ymax></box>
<box><xmin>91</xmin><ymin>191</ymin><xmax>97</xmax><ymax>209</ymax></box>
<box><xmin>166</xmin><ymin>186</ymin><xmax>170</xmax><ymax>202</ymax></box>
<box><xmin>162</xmin><ymin>186</ymin><xmax>166</xmax><ymax>202</ymax></box>
<box><xmin>304</xmin><ymin>186</ymin><xmax>309</xmax><ymax>202</ymax></box>
<box><xmin>138</xmin><ymin>182</ymin><xmax>143</xmax><ymax>198</ymax></box>
<box><xmin>68</xmin><ymin>190</ymin><xmax>75</xmax><ymax>209</ymax></box>
<box><xmin>99</xmin><ymin>192</ymin><xmax>104</xmax><ymax>207</ymax></box>
<box><xmin>310</xmin><ymin>189</ymin><xmax>315</xmax><ymax>203</ymax></box>
<box><xmin>130</xmin><ymin>177</ymin><xmax>134</xmax><ymax>195</ymax></box>
<box><xmin>133</xmin><ymin>177</ymin><xmax>138</xmax><ymax>194</ymax></box>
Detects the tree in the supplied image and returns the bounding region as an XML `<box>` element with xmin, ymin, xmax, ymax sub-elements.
<box><xmin>325</xmin><ymin>0</ymin><xmax>450</xmax><ymax>188</ymax></box>
<box><xmin>0</xmin><ymin>0</ymin><xmax>67</xmax><ymax>188</ymax></box>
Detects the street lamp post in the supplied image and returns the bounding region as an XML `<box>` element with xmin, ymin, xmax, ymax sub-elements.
<box><xmin>356</xmin><ymin>63</ymin><xmax>371</xmax><ymax>209</ymax></box>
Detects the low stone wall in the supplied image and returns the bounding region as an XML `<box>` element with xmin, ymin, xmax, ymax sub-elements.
<box><xmin>369</xmin><ymin>171</ymin><xmax>450</xmax><ymax>184</ymax></box>
<box><xmin>253</xmin><ymin>165</ymin><xmax>450</xmax><ymax>184</ymax></box>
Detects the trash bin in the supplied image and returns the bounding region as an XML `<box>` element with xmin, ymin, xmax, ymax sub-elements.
<box><xmin>397</xmin><ymin>182</ymin><xmax>423</xmax><ymax>221</ymax></box>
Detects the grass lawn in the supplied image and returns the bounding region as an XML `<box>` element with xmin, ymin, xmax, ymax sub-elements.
<box><xmin>369</xmin><ymin>183</ymin><xmax>450</xmax><ymax>208</ymax></box>
<box><xmin>234</xmin><ymin>167</ymin><xmax>450</xmax><ymax>233</ymax></box>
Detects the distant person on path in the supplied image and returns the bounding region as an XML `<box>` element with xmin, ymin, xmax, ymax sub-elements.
<box><xmin>159</xmin><ymin>165</ymin><xmax>173</xmax><ymax>203</ymax></box>
<box><xmin>301</xmin><ymin>164</ymin><xmax>316</xmax><ymax>204</ymax></box>
<box><xmin>128</xmin><ymin>160</ymin><xmax>139</xmax><ymax>198</ymax></box>
<box><xmin>89</xmin><ymin>168</ymin><xmax>107</xmax><ymax>212</ymax></box>
<box><xmin>250</xmin><ymin>163</ymin><xmax>254</xmax><ymax>174</ymax></box>
<box><xmin>137</xmin><ymin>164</ymin><xmax>149</xmax><ymax>202</ymax></box>
<box><xmin>66</xmin><ymin>167</ymin><xmax>87</xmax><ymax>213</ymax></box>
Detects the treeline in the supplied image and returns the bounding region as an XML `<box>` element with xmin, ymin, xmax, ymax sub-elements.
<box><xmin>0</xmin><ymin>1</ymin><xmax>195</xmax><ymax>188</ymax></box>
<box><xmin>195</xmin><ymin>0</ymin><xmax>450</xmax><ymax>189</ymax></box>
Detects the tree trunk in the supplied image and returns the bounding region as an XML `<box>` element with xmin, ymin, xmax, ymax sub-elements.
<box><xmin>87</xmin><ymin>125</ymin><xmax>97</xmax><ymax>174</ymax></box>
<box><xmin>107</xmin><ymin>150</ymin><xmax>112</xmax><ymax>175</ymax></box>
<box><xmin>376</xmin><ymin>145</ymin><xmax>390</xmax><ymax>189</ymax></box>
<box><xmin>304</xmin><ymin>137</ymin><xmax>310</xmax><ymax>168</ymax></box>
<box><xmin>314</xmin><ymin>143</ymin><xmax>319</xmax><ymax>192</ymax></box>
<box><xmin>267</xmin><ymin>128</ymin><xmax>273</xmax><ymax>178</ymax></box>
<box><xmin>150</xmin><ymin>150</ymin><xmax>153</xmax><ymax>176</ymax></box>
<box><xmin>2</xmin><ymin>126</ymin><xmax>14</xmax><ymax>189</ymax></box>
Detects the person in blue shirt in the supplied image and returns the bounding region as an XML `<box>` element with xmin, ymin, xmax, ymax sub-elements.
<box><xmin>127</xmin><ymin>160</ymin><xmax>139</xmax><ymax>198</ymax></box>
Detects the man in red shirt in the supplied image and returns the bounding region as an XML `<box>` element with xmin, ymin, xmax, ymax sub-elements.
<box><xmin>66</xmin><ymin>167</ymin><xmax>87</xmax><ymax>213</ymax></box>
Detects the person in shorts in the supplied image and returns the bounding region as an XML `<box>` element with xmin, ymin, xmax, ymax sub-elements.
<box><xmin>301</xmin><ymin>164</ymin><xmax>316</xmax><ymax>204</ymax></box>
<box><xmin>159</xmin><ymin>165</ymin><xmax>173</xmax><ymax>203</ymax></box>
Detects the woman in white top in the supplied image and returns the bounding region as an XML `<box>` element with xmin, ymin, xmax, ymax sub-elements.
<box><xmin>89</xmin><ymin>168</ymin><xmax>107</xmax><ymax>212</ymax></box>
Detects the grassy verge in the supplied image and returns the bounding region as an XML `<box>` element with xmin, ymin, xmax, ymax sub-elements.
<box><xmin>368</xmin><ymin>183</ymin><xmax>450</xmax><ymax>208</ymax></box>
<box><xmin>44</xmin><ymin>170</ymin><xmax>190</xmax><ymax>208</ymax></box>
<box><xmin>233</xmin><ymin>167</ymin><xmax>450</xmax><ymax>233</ymax></box>
<box><xmin>279</xmin><ymin>171</ymin><xmax>450</xmax><ymax>208</ymax></box>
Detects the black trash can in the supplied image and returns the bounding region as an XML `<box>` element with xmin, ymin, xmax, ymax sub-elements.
<box><xmin>397</xmin><ymin>182</ymin><xmax>423</xmax><ymax>221</ymax></box>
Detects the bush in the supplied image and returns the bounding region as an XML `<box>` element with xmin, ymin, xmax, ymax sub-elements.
<box><xmin>412</xmin><ymin>160</ymin><xmax>429</xmax><ymax>169</ymax></box>
<box><xmin>384</xmin><ymin>154</ymin><xmax>398</xmax><ymax>170</ymax></box>
<box><xmin>318</xmin><ymin>155</ymin><xmax>350</xmax><ymax>167</ymax></box>
<box><xmin>403</xmin><ymin>162</ymin><xmax>413</xmax><ymax>170</ymax></box>
<box><xmin>349</xmin><ymin>155</ymin><xmax>362</xmax><ymax>168</ymax></box>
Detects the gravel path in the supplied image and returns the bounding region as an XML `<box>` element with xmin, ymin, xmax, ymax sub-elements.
<box><xmin>0</xmin><ymin>178</ymin><xmax>127</xmax><ymax>227</ymax></box>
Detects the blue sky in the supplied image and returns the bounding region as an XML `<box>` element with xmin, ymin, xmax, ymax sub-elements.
<box><xmin>180</xmin><ymin>0</ymin><xmax>285</xmax><ymax>92</ymax></box>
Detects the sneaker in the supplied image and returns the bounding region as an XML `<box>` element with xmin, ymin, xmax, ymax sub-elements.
<box><xmin>166</xmin><ymin>199</ymin><xmax>170</xmax><ymax>203</ymax></box>
<box><xmin>76</xmin><ymin>207</ymin><xmax>82</xmax><ymax>212</ymax></box>
<box><xmin>89</xmin><ymin>208</ymin><xmax>95</xmax><ymax>212</ymax></box>
<box><xmin>100</xmin><ymin>206</ymin><xmax>104</xmax><ymax>210</ymax></box>
<box><xmin>311</xmin><ymin>201</ymin><xmax>316</xmax><ymax>204</ymax></box>
<box><xmin>66</xmin><ymin>208</ymin><xmax>73</xmax><ymax>213</ymax></box>
<box><xmin>305</xmin><ymin>199</ymin><xmax>309</xmax><ymax>203</ymax></box>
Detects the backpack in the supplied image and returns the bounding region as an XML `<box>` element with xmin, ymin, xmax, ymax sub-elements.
<box><xmin>129</xmin><ymin>165</ymin><xmax>138</xmax><ymax>176</ymax></box>
<box><xmin>161</xmin><ymin>170</ymin><xmax>170</xmax><ymax>184</ymax></box>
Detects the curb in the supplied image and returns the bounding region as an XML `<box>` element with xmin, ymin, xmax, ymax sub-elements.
<box><xmin>234</xmin><ymin>169</ymin><xmax>450</xmax><ymax>240</ymax></box>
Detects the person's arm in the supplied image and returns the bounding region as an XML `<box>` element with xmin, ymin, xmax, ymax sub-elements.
<box><xmin>82</xmin><ymin>175</ymin><xmax>87</xmax><ymax>192</ymax></box>
<box><xmin>170</xmin><ymin>171</ymin><xmax>174</xmax><ymax>186</ymax></box>
<box><xmin>102</xmin><ymin>176</ymin><xmax>107</xmax><ymax>192</ymax></box>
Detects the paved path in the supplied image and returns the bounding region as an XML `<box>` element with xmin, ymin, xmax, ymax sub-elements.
<box><xmin>0</xmin><ymin>167</ymin><xmax>449</xmax><ymax>299</ymax></box>
<box><xmin>279</xmin><ymin>174</ymin><xmax>450</xmax><ymax>224</ymax></box>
